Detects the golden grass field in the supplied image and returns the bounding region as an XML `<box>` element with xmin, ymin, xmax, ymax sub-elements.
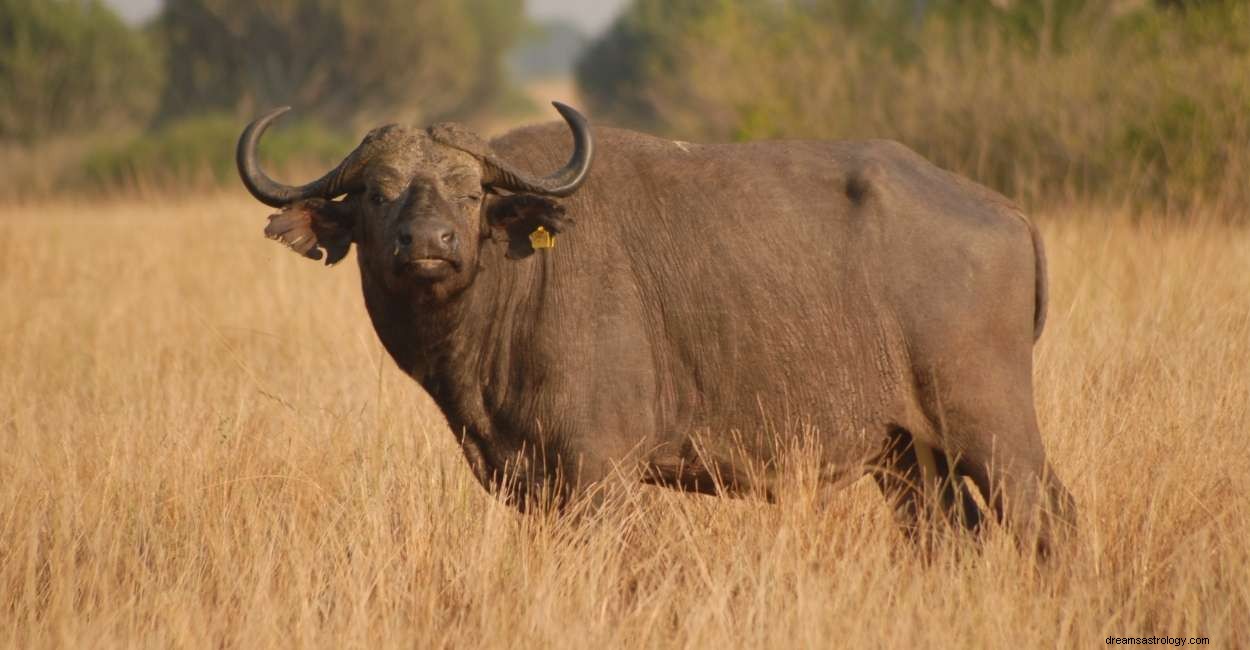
<box><xmin>1</xmin><ymin>192</ymin><xmax>1247</xmax><ymax>648</ymax></box>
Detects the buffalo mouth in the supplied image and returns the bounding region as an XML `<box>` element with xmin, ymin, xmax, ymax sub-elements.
<box><xmin>398</xmin><ymin>256</ymin><xmax>460</xmax><ymax>280</ymax></box>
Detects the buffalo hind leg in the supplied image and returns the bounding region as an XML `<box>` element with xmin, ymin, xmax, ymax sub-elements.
<box><xmin>872</xmin><ymin>427</ymin><xmax>984</xmax><ymax>548</ymax></box>
<box><xmin>923</xmin><ymin>342</ymin><xmax>1078</xmax><ymax>556</ymax></box>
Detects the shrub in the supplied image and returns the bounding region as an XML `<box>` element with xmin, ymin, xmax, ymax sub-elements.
<box><xmin>80</xmin><ymin>114</ymin><xmax>356</xmax><ymax>190</ymax></box>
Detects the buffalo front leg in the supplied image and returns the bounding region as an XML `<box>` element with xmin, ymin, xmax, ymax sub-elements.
<box><xmin>872</xmin><ymin>427</ymin><xmax>984</xmax><ymax>548</ymax></box>
<box><xmin>480</xmin><ymin>427</ymin><xmax>649</xmax><ymax>523</ymax></box>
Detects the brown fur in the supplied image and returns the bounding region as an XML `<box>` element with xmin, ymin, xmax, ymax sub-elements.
<box><xmin>246</xmin><ymin>114</ymin><xmax>1076</xmax><ymax>554</ymax></box>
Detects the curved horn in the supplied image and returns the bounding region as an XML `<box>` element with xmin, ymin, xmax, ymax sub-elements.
<box><xmin>237</xmin><ymin>107</ymin><xmax>360</xmax><ymax>207</ymax></box>
<box><xmin>482</xmin><ymin>102</ymin><xmax>594</xmax><ymax>197</ymax></box>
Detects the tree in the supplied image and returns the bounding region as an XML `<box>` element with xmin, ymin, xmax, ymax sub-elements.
<box><xmin>576</xmin><ymin>0</ymin><xmax>732</xmax><ymax>129</ymax></box>
<box><xmin>155</xmin><ymin>0</ymin><xmax>524</xmax><ymax>126</ymax></box>
<box><xmin>0</xmin><ymin>0</ymin><xmax>158</xmax><ymax>143</ymax></box>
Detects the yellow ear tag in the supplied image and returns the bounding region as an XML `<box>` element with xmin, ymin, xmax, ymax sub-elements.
<box><xmin>529</xmin><ymin>226</ymin><xmax>555</xmax><ymax>250</ymax></box>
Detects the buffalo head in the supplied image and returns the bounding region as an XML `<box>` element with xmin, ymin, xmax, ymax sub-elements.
<box><xmin>236</xmin><ymin>103</ymin><xmax>593</xmax><ymax>299</ymax></box>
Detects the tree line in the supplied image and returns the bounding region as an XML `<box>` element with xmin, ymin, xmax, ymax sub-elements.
<box><xmin>0</xmin><ymin>0</ymin><xmax>522</xmax><ymax>144</ymax></box>
<box><xmin>576</xmin><ymin>0</ymin><xmax>1250</xmax><ymax>214</ymax></box>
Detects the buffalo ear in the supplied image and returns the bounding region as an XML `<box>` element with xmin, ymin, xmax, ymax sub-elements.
<box><xmin>263</xmin><ymin>198</ymin><xmax>355</xmax><ymax>265</ymax></box>
<box><xmin>485</xmin><ymin>194</ymin><xmax>575</xmax><ymax>260</ymax></box>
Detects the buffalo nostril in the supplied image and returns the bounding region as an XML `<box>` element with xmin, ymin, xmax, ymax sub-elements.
<box><xmin>440</xmin><ymin>230</ymin><xmax>455</xmax><ymax>245</ymax></box>
<box><xmin>397</xmin><ymin>231</ymin><xmax>413</xmax><ymax>247</ymax></box>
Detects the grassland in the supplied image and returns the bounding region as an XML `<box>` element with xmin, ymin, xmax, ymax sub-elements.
<box><xmin>1</xmin><ymin>193</ymin><xmax>1247</xmax><ymax>648</ymax></box>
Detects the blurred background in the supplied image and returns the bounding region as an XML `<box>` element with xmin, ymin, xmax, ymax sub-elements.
<box><xmin>2</xmin><ymin>0</ymin><xmax>1247</xmax><ymax>217</ymax></box>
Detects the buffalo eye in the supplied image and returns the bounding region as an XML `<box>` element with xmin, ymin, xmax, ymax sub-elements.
<box><xmin>369</xmin><ymin>190</ymin><xmax>388</xmax><ymax>206</ymax></box>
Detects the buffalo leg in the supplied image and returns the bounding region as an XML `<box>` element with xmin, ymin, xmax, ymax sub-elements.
<box><xmin>956</xmin><ymin>448</ymin><xmax>1077</xmax><ymax>557</ymax></box>
<box><xmin>872</xmin><ymin>427</ymin><xmax>983</xmax><ymax>545</ymax></box>
<box><xmin>932</xmin><ymin>361</ymin><xmax>1078</xmax><ymax>556</ymax></box>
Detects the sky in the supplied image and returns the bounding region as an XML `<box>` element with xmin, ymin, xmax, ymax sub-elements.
<box><xmin>104</xmin><ymin>0</ymin><xmax>628</xmax><ymax>35</ymax></box>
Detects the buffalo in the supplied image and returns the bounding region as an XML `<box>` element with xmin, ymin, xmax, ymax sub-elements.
<box><xmin>237</xmin><ymin>103</ymin><xmax>1075</xmax><ymax>552</ymax></box>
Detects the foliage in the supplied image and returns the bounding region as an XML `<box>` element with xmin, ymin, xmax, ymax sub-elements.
<box><xmin>0</xmin><ymin>0</ymin><xmax>159</xmax><ymax>143</ymax></box>
<box><xmin>578</xmin><ymin>0</ymin><xmax>1250</xmax><ymax>214</ymax></box>
<box><xmin>79</xmin><ymin>113</ymin><xmax>356</xmax><ymax>189</ymax></box>
<box><xmin>155</xmin><ymin>0</ymin><xmax>525</xmax><ymax>127</ymax></box>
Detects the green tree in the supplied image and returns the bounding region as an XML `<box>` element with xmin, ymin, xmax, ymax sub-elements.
<box><xmin>0</xmin><ymin>0</ymin><xmax>159</xmax><ymax>143</ymax></box>
<box><xmin>155</xmin><ymin>0</ymin><xmax>524</xmax><ymax>126</ymax></box>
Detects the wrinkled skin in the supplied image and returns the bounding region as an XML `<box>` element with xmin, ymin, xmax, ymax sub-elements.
<box><xmin>243</xmin><ymin>106</ymin><xmax>1077</xmax><ymax>554</ymax></box>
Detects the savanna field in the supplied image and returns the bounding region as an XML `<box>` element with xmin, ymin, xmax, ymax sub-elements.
<box><xmin>1</xmin><ymin>192</ymin><xmax>1246</xmax><ymax>648</ymax></box>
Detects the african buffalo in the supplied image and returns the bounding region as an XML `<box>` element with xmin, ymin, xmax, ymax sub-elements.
<box><xmin>237</xmin><ymin>103</ymin><xmax>1075</xmax><ymax>552</ymax></box>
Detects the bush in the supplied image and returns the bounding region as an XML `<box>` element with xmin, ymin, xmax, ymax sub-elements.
<box><xmin>578</xmin><ymin>0</ymin><xmax>1250</xmax><ymax>214</ymax></box>
<box><xmin>80</xmin><ymin>114</ymin><xmax>356</xmax><ymax>190</ymax></box>
<box><xmin>0</xmin><ymin>0</ymin><xmax>159</xmax><ymax>143</ymax></box>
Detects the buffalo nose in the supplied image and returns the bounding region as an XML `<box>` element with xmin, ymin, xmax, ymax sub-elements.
<box><xmin>397</xmin><ymin>223</ymin><xmax>457</xmax><ymax>254</ymax></box>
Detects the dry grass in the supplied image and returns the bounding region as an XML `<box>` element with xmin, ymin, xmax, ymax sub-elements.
<box><xmin>1</xmin><ymin>192</ymin><xmax>1247</xmax><ymax>648</ymax></box>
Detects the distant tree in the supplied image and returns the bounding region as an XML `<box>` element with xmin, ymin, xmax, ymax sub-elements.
<box><xmin>0</xmin><ymin>0</ymin><xmax>159</xmax><ymax>143</ymax></box>
<box><xmin>155</xmin><ymin>0</ymin><xmax>525</xmax><ymax>126</ymax></box>
<box><xmin>576</xmin><ymin>0</ymin><xmax>727</xmax><ymax>128</ymax></box>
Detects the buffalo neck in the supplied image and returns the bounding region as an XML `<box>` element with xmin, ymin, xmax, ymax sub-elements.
<box><xmin>358</xmin><ymin>241</ymin><xmax>548</xmax><ymax>434</ymax></box>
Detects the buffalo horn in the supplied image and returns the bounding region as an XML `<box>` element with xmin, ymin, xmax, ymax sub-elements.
<box><xmin>236</xmin><ymin>107</ymin><xmax>360</xmax><ymax>207</ymax></box>
<box><xmin>481</xmin><ymin>102</ymin><xmax>594</xmax><ymax>197</ymax></box>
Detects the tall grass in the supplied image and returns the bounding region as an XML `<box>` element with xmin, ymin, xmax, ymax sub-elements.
<box><xmin>1</xmin><ymin>193</ymin><xmax>1246</xmax><ymax>647</ymax></box>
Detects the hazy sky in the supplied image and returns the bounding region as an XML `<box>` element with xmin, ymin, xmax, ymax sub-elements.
<box><xmin>104</xmin><ymin>0</ymin><xmax>628</xmax><ymax>34</ymax></box>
